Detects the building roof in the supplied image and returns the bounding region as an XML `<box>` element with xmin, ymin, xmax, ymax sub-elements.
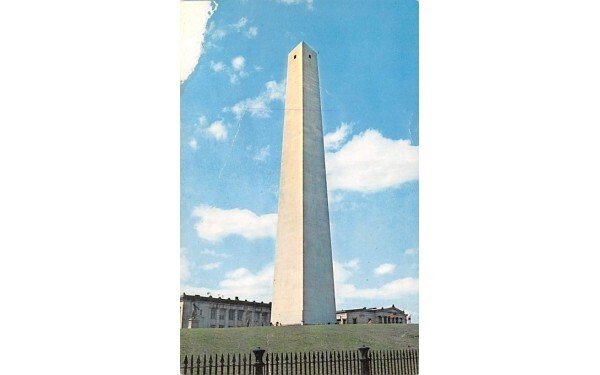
<box><xmin>180</xmin><ymin>293</ymin><xmax>272</xmax><ymax>308</ymax></box>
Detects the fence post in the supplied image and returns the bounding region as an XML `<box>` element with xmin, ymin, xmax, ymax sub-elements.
<box><xmin>358</xmin><ymin>346</ymin><xmax>371</xmax><ymax>375</ymax></box>
<box><xmin>253</xmin><ymin>347</ymin><xmax>266</xmax><ymax>375</ymax></box>
<box><xmin>182</xmin><ymin>355</ymin><xmax>188</xmax><ymax>375</ymax></box>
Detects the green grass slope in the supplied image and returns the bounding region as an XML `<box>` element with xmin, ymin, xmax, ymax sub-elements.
<box><xmin>181</xmin><ymin>324</ymin><xmax>418</xmax><ymax>356</ymax></box>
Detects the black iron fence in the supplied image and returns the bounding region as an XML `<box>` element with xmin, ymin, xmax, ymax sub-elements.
<box><xmin>181</xmin><ymin>346</ymin><xmax>418</xmax><ymax>375</ymax></box>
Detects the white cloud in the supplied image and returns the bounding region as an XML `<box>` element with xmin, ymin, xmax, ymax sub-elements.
<box><xmin>200</xmin><ymin>249</ymin><xmax>230</xmax><ymax>258</ymax></box>
<box><xmin>328</xmin><ymin>192</ymin><xmax>345</xmax><ymax>206</ymax></box>
<box><xmin>253</xmin><ymin>145</ymin><xmax>270</xmax><ymax>162</ymax></box>
<box><xmin>344</xmin><ymin>259</ymin><xmax>360</xmax><ymax>270</ymax></box>
<box><xmin>325</xmin><ymin>129</ymin><xmax>418</xmax><ymax>193</ymax></box>
<box><xmin>324</xmin><ymin>123</ymin><xmax>352</xmax><ymax>151</ymax></box>
<box><xmin>180</xmin><ymin>0</ymin><xmax>218</xmax><ymax>82</ymax></box>
<box><xmin>277</xmin><ymin>0</ymin><xmax>314</xmax><ymax>5</ymax></box>
<box><xmin>232</xmin><ymin>56</ymin><xmax>246</xmax><ymax>71</ymax></box>
<box><xmin>404</xmin><ymin>248</ymin><xmax>418</xmax><ymax>255</ymax></box>
<box><xmin>181</xmin><ymin>248</ymin><xmax>191</xmax><ymax>281</ymax></box>
<box><xmin>374</xmin><ymin>263</ymin><xmax>396</xmax><ymax>276</ymax></box>
<box><xmin>210</xmin><ymin>61</ymin><xmax>226</xmax><ymax>72</ymax></box>
<box><xmin>229</xmin><ymin>74</ymin><xmax>240</xmax><ymax>84</ymax></box>
<box><xmin>333</xmin><ymin>259</ymin><xmax>360</xmax><ymax>283</ymax></box>
<box><xmin>226</xmin><ymin>80</ymin><xmax>285</xmax><ymax>120</ymax></box>
<box><xmin>333</xmin><ymin>259</ymin><xmax>418</xmax><ymax>302</ymax></box>
<box><xmin>198</xmin><ymin>115</ymin><xmax>208</xmax><ymax>127</ymax></box>
<box><xmin>189</xmin><ymin>138</ymin><xmax>198</xmax><ymax>150</ymax></box>
<box><xmin>232</xmin><ymin>17</ymin><xmax>248</xmax><ymax>31</ymax></box>
<box><xmin>219</xmin><ymin>265</ymin><xmax>273</xmax><ymax>301</ymax></box>
<box><xmin>201</xmin><ymin>262</ymin><xmax>222</xmax><ymax>271</ymax></box>
<box><xmin>246</xmin><ymin>26</ymin><xmax>258</xmax><ymax>38</ymax></box>
<box><xmin>337</xmin><ymin>277</ymin><xmax>419</xmax><ymax>300</ymax></box>
<box><xmin>192</xmin><ymin>205</ymin><xmax>277</xmax><ymax>242</ymax></box>
<box><xmin>228</xmin><ymin>56</ymin><xmax>248</xmax><ymax>84</ymax></box>
<box><xmin>211</xmin><ymin>57</ymin><xmax>249</xmax><ymax>84</ymax></box>
<box><xmin>209</xmin><ymin>26</ymin><xmax>227</xmax><ymax>41</ymax></box>
<box><xmin>181</xmin><ymin>264</ymin><xmax>274</xmax><ymax>302</ymax></box>
<box><xmin>204</xmin><ymin>120</ymin><xmax>228</xmax><ymax>141</ymax></box>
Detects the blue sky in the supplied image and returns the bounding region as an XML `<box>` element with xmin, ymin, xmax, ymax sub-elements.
<box><xmin>181</xmin><ymin>0</ymin><xmax>419</xmax><ymax>321</ymax></box>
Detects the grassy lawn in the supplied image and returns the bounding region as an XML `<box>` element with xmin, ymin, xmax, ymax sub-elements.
<box><xmin>181</xmin><ymin>324</ymin><xmax>418</xmax><ymax>357</ymax></box>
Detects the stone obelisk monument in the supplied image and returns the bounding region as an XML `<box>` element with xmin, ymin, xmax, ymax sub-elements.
<box><xmin>272</xmin><ymin>42</ymin><xmax>336</xmax><ymax>325</ymax></box>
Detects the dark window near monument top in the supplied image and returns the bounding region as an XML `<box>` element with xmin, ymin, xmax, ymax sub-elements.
<box><xmin>309</xmin><ymin>54</ymin><xmax>311</xmax><ymax>59</ymax></box>
<box><xmin>294</xmin><ymin>55</ymin><xmax>296</xmax><ymax>59</ymax></box>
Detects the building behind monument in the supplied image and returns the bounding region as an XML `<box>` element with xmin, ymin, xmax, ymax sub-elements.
<box><xmin>336</xmin><ymin>306</ymin><xmax>411</xmax><ymax>325</ymax></box>
<box><xmin>180</xmin><ymin>294</ymin><xmax>271</xmax><ymax>329</ymax></box>
<box><xmin>181</xmin><ymin>294</ymin><xmax>410</xmax><ymax>329</ymax></box>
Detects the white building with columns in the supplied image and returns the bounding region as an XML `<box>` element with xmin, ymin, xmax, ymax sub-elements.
<box><xmin>180</xmin><ymin>294</ymin><xmax>272</xmax><ymax>329</ymax></box>
<box><xmin>336</xmin><ymin>305</ymin><xmax>411</xmax><ymax>325</ymax></box>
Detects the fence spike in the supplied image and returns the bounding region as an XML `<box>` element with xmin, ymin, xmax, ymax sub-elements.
<box><xmin>385</xmin><ymin>350</ymin><xmax>389</xmax><ymax>374</ymax></box>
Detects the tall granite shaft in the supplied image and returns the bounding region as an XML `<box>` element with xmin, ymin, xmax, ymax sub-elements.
<box><xmin>272</xmin><ymin>42</ymin><xmax>336</xmax><ymax>325</ymax></box>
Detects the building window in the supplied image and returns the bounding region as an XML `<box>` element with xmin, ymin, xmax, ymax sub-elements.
<box><xmin>238</xmin><ymin>310</ymin><xmax>244</xmax><ymax>320</ymax></box>
<box><xmin>352</xmin><ymin>318</ymin><xmax>357</xmax><ymax>324</ymax></box>
<box><xmin>210</xmin><ymin>308</ymin><xmax>216</xmax><ymax>319</ymax></box>
<box><xmin>219</xmin><ymin>309</ymin><xmax>225</xmax><ymax>319</ymax></box>
<box><xmin>262</xmin><ymin>312</ymin><xmax>268</xmax><ymax>322</ymax></box>
<box><xmin>229</xmin><ymin>309</ymin><xmax>235</xmax><ymax>320</ymax></box>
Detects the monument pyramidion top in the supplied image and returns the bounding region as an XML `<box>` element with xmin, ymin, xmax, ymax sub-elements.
<box><xmin>288</xmin><ymin>41</ymin><xmax>318</xmax><ymax>57</ymax></box>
